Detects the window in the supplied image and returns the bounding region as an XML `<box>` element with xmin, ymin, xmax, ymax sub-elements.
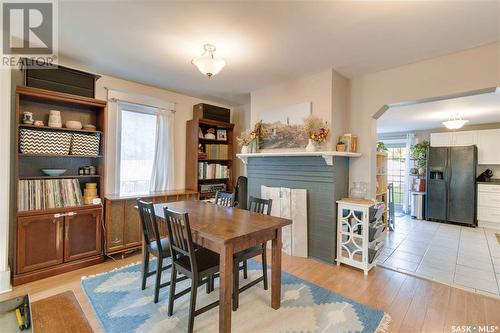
<box><xmin>118</xmin><ymin>107</ymin><xmax>157</xmax><ymax>195</ymax></box>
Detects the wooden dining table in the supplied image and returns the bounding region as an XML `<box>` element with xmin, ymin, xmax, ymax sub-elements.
<box><xmin>152</xmin><ymin>200</ymin><xmax>292</xmax><ymax>333</ymax></box>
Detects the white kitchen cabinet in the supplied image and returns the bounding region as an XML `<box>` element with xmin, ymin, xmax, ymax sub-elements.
<box><xmin>430</xmin><ymin>131</ymin><xmax>476</xmax><ymax>147</ymax></box>
<box><xmin>477</xmin><ymin>184</ymin><xmax>500</xmax><ymax>230</ymax></box>
<box><xmin>476</xmin><ymin>129</ymin><xmax>500</xmax><ymax>164</ymax></box>
<box><xmin>452</xmin><ymin>131</ymin><xmax>477</xmax><ymax>146</ymax></box>
<box><xmin>430</xmin><ymin>132</ymin><xmax>452</xmax><ymax>147</ymax></box>
<box><xmin>261</xmin><ymin>185</ymin><xmax>308</xmax><ymax>257</ymax></box>
<box><xmin>429</xmin><ymin>129</ymin><xmax>500</xmax><ymax>164</ymax></box>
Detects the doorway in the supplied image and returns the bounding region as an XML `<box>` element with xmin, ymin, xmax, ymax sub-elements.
<box><xmin>386</xmin><ymin>146</ymin><xmax>407</xmax><ymax>215</ymax></box>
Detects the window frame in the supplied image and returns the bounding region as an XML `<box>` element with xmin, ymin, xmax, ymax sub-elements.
<box><xmin>115</xmin><ymin>102</ymin><xmax>158</xmax><ymax>194</ymax></box>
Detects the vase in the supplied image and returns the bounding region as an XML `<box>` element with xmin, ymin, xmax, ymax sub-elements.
<box><xmin>48</xmin><ymin>110</ymin><xmax>62</xmax><ymax>128</ymax></box>
<box><xmin>241</xmin><ymin>145</ymin><xmax>249</xmax><ymax>154</ymax></box>
<box><xmin>350</xmin><ymin>181</ymin><xmax>368</xmax><ymax>199</ymax></box>
<box><xmin>336</xmin><ymin>144</ymin><xmax>346</xmax><ymax>152</ymax></box>
<box><xmin>305</xmin><ymin>139</ymin><xmax>316</xmax><ymax>152</ymax></box>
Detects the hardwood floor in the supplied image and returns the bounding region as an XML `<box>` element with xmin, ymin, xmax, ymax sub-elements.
<box><xmin>1</xmin><ymin>252</ymin><xmax>499</xmax><ymax>333</ymax></box>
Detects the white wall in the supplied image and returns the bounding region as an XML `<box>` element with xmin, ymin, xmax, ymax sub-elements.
<box><xmin>250</xmin><ymin>69</ymin><xmax>350</xmax><ymax>151</ymax></box>
<box><xmin>0</xmin><ymin>69</ymin><xmax>12</xmax><ymax>293</ymax></box>
<box><xmin>60</xmin><ymin>59</ymin><xmax>233</xmax><ymax>194</ymax></box>
<box><xmin>350</xmin><ymin>42</ymin><xmax>500</xmax><ymax>196</ymax></box>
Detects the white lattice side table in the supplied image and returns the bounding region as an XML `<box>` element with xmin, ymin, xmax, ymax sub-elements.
<box><xmin>336</xmin><ymin>198</ymin><xmax>385</xmax><ymax>274</ymax></box>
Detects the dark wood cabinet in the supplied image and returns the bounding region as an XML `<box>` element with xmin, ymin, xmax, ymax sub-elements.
<box><xmin>14</xmin><ymin>207</ymin><xmax>104</xmax><ymax>285</ymax></box>
<box><xmin>104</xmin><ymin>190</ymin><xmax>199</xmax><ymax>255</ymax></box>
<box><xmin>64</xmin><ymin>208</ymin><xmax>102</xmax><ymax>262</ymax></box>
<box><xmin>16</xmin><ymin>214</ymin><xmax>64</xmax><ymax>274</ymax></box>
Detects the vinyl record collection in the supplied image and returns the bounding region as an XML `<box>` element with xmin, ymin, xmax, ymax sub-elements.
<box><xmin>18</xmin><ymin>179</ymin><xmax>84</xmax><ymax>211</ymax></box>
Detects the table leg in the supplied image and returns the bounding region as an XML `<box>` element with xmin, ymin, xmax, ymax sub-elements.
<box><xmin>219</xmin><ymin>244</ymin><xmax>233</xmax><ymax>333</ymax></box>
<box><xmin>271</xmin><ymin>228</ymin><xmax>282</xmax><ymax>309</ymax></box>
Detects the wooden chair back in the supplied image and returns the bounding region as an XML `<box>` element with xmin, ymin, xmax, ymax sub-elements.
<box><xmin>137</xmin><ymin>199</ymin><xmax>163</xmax><ymax>252</ymax></box>
<box><xmin>248</xmin><ymin>196</ymin><xmax>273</xmax><ymax>215</ymax></box>
<box><xmin>214</xmin><ymin>191</ymin><xmax>235</xmax><ymax>207</ymax></box>
<box><xmin>163</xmin><ymin>207</ymin><xmax>198</xmax><ymax>272</ymax></box>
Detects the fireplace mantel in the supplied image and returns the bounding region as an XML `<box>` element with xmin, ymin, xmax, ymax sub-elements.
<box><xmin>236</xmin><ymin>151</ymin><xmax>361</xmax><ymax>166</ymax></box>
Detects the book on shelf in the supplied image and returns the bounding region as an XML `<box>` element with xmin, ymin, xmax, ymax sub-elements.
<box><xmin>198</xmin><ymin>162</ymin><xmax>229</xmax><ymax>180</ymax></box>
<box><xmin>18</xmin><ymin>178</ymin><xmax>84</xmax><ymax>211</ymax></box>
<box><xmin>204</xmin><ymin>144</ymin><xmax>228</xmax><ymax>160</ymax></box>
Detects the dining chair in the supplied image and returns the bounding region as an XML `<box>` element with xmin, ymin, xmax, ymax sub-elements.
<box><xmin>137</xmin><ymin>199</ymin><xmax>173</xmax><ymax>303</ymax></box>
<box><xmin>214</xmin><ymin>190</ymin><xmax>236</xmax><ymax>207</ymax></box>
<box><xmin>163</xmin><ymin>207</ymin><xmax>220</xmax><ymax>333</ymax></box>
<box><xmin>232</xmin><ymin>196</ymin><xmax>273</xmax><ymax>311</ymax></box>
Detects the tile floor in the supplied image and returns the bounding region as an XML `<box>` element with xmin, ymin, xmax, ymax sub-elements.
<box><xmin>378</xmin><ymin>215</ymin><xmax>500</xmax><ymax>298</ymax></box>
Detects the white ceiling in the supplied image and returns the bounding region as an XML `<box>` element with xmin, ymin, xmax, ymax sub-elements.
<box><xmin>377</xmin><ymin>88</ymin><xmax>500</xmax><ymax>133</ymax></box>
<box><xmin>58</xmin><ymin>1</ymin><xmax>500</xmax><ymax>106</ymax></box>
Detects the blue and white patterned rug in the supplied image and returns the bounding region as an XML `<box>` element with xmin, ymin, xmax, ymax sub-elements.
<box><xmin>81</xmin><ymin>259</ymin><xmax>390</xmax><ymax>333</ymax></box>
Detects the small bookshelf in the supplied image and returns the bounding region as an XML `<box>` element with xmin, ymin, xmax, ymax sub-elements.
<box><xmin>376</xmin><ymin>151</ymin><xmax>388</xmax><ymax>226</ymax></box>
<box><xmin>186</xmin><ymin>117</ymin><xmax>234</xmax><ymax>199</ymax></box>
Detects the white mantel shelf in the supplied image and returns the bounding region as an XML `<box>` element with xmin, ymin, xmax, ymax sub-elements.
<box><xmin>236</xmin><ymin>151</ymin><xmax>362</xmax><ymax>166</ymax></box>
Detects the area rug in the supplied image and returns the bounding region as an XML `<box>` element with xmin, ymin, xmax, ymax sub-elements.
<box><xmin>81</xmin><ymin>259</ymin><xmax>390</xmax><ymax>333</ymax></box>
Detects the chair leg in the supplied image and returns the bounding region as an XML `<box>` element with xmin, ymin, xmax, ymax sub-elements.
<box><xmin>153</xmin><ymin>257</ymin><xmax>163</xmax><ymax>303</ymax></box>
<box><xmin>243</xmin><ymin>260</ymin><xmax>248</xmax><ymax>279</ymax></box>
<box><xmin>262</xmin><ymin>250</ymin><xmax>268</xmax><ymax>290</ymax></box>
<box><xmin>233</xmin><ymin>262</ymin><xmax>239</xmax><ymax>311</ymax></box>
<box><xmin>141</xmin><ymin>250</ymin><xmax>150</xmax><ymax>290</ymax></box>
<box><xmin>168</xmin><ymin>265</ymin><xmax>176</xmax><ymax>316</ymax></box>
<box><xmin>205</xmin><ymin>276</ymin><xmax>211</xmax><ymax>294</ymax></box>
<box><xmin>188</xmin><ymin>281</ymin><xmax>198</xmax><ymax>333</ymax></box>
<box><xmin>211</xmin><ymin>275</ymin><xmax>215</xmax><ymax>292</ymax></box>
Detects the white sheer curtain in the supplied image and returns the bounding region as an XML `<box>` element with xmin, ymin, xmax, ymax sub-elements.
<box><xmin>149</xmin><ymin>109</ymin><xmax>174</xmax><ymax>192</ymax></box>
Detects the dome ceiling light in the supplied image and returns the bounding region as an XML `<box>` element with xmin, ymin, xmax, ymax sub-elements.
<box><xmin>191</xmin><ymin>44</ymin><xmax>225</xmax><ymax>78</ymax></box>
<box><xmin>443</xmin><ymin>114</ymin><xmax>469</xmax><ymax>130</ymax></box>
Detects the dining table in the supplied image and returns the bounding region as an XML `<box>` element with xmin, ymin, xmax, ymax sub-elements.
<box><xmin>152</xmin><ymin>200</ymin><xmax>292</xmax><ymax>333</ymax></box>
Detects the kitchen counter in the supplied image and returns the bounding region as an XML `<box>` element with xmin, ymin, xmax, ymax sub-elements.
<box><xmin>477</xmin><ymin>179</ymin><xmax>500</xmax><ymax>185</ymax></box>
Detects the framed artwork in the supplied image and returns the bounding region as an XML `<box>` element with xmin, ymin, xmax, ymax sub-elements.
<box><xmin>259</xmin><ymin>102</ymin><xmax>311</xmax><ymax>149</ymax></box>
<box><xmin>217</xmin><ymin>129</ymin><xmax>227</xmax><ymax>141</ymax></box>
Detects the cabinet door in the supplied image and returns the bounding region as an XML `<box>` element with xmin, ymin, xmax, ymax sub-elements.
<box><xmin>64</xmin><ymin>208</ymin><xmax>102</xmax><ymax>262</ymax></box>
<box><xmin>106</xmin><ymin>200</ymin><xmax>125</xmax><ymax>253</ymax></box>
<box><xmin>430</xmin><ymin>133</ymin><xmax>452</xmax><ymax>147</ymax></box>
<box><xmin>124</xmin><ymin>199</ymin><xmax>142</xmax><ymax>247</ymax></box>
<box><xmin>17</xmin><ymin>214</ymin><xmax>64</xmax><ymax>274</ymax></box>
<box><xmin>452</xmin><ymin>131</ymin><xmax>476</xmax><ymax>146</ymax></box>
<box><xmin>477</xmin><ymin>129</ymin><xmax>500</xmax><ymax>164</ymax></box>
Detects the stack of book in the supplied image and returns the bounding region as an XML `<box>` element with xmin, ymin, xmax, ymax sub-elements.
<box><xmin>204</xmin><ymin>144</ymin><xmax>228</xmax><ymax>160</ymax></box>
<box><xmin>18</xmin><ymin>179</ymin><xmax>84</xmax><ymax>211</ymax></box>
<box><xmin>198</xmin><ymin>162</ymin><xmax>229</xmax><ymax>180</ymax></box>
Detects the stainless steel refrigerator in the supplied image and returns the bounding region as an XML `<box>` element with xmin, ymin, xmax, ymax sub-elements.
<box><xmin>426</xmin><ymin>145</ymin><xmax>477</xmax><ymax>226</ymax></box>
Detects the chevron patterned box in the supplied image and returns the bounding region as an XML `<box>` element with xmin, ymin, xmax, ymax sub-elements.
<box><xmin>71</xmin><ymin>133</ymin><xmax>100</xmax><ymax>156</ymax></box>
<box><xmin>19</xmin><ymin>129</ymin><xmax>72</xmax><ymax>155</ymax></box>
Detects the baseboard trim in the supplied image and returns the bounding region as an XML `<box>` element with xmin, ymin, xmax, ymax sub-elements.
<box><xmin>0</xmin><ymin>269</ymin><xmax>12</xmax><ymax>294</ymax></box>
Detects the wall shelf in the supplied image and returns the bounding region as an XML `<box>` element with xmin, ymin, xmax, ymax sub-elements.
<box><xmin>237</xmin><ymin>151</ymin><xmax>361</xmax><ymax>166</ymax></box>
<box><xmin>18</xmin><ymin>124</ymin><xmax>102</xmax><ymax>135</ymax></box>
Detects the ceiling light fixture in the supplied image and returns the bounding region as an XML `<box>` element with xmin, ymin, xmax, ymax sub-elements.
<box><xmin>443</xmin><ymin>114</ymin><xmax>469</xmax><ymax>130</ymax></box>
<box><xmin>191</xmin><ymin>44</ymin><xmax>225</xmax><ymax>78</ymax></box>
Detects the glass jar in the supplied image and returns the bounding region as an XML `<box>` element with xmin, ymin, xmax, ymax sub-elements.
<box><xmin>350</xmin><ymin>181</ymin><xmax>368</xmax><ymax>199</ymax></box>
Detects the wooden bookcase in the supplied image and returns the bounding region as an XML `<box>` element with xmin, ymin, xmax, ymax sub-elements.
<box><xmin>185</xmin><ymin>118</ymin><xmax>234</xmax><ymax>199</ymax></box>
<box><xmin>376</xmin><ymin>151</ymin><xmax>388</xmax><ymax>226</ymax></box>
<box><xmin>12</xmin><ymin>86</ymin><xmax>107</xmax><ymax>285</ymax></box>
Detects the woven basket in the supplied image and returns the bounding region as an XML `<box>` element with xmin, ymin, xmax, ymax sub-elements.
<box><xmin>19</xmin><ymin>129</ymin><xmax>72</xmax><ymax>155</ymax></box>
<box><xmin>71</xmin><ymin>133</ymin><xmax>100</xmax><ymax>156</ymax></box>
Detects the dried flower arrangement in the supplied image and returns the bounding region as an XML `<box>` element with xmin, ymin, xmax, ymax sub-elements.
<box><xmin>236</xmin><ymin>121</ymin><xmax>265</xmax><ymax>147</ymax></box>
<box><xmin>304</xmin><ymin>115</ymin><xmax>330</xmax><ymax>144</ymax></box>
